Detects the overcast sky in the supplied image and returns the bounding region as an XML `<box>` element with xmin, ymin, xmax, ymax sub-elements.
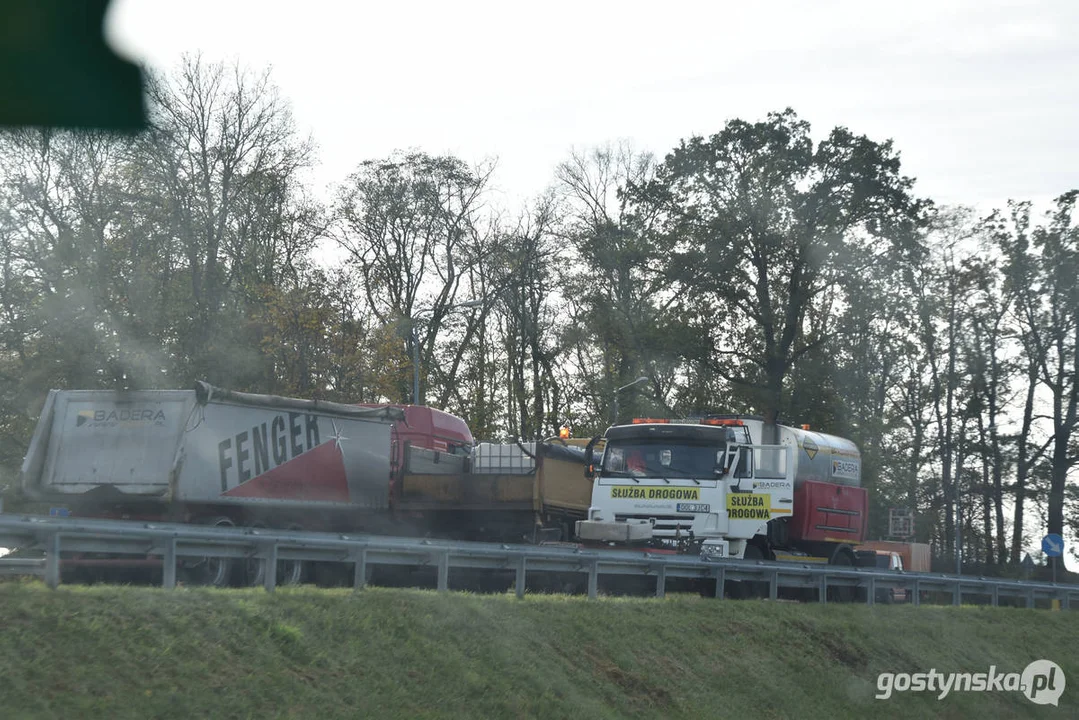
<box><xmin>108</xmin><ymin>0</ymin><xmax>1078</xmax><ymax>212</ymax></box>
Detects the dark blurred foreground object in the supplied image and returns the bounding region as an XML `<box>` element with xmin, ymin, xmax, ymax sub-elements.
<box><xmin>0</xmin><ymin>0</ymin><xmax>145</xmax><ymax>130</ymax></box>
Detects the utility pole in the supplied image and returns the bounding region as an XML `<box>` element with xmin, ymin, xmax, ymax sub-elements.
<box><xmin>410</xmin><ymin>298</ymin><xmax>485</xmax><ymax>405</ymax></box>
<box><xmin>611</xmin><ymin>376</ymin><xmax>649</xmax><ymax>425</ymax></box>
<box><xmin>955</xmin><ymin>483</ymin><xmax>963</xmax><ymax>576</ymax></box>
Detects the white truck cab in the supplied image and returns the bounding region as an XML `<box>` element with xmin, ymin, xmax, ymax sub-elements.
<box><xmin>575</xmin><ymin>417</ymin><xmax>795</xmax><ymax>559</ymax></box>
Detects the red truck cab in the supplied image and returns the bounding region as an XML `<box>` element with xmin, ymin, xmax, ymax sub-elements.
<box><xmin>357</xmin><ymin>404</ymin><xmax>474</xmax><ymax>504</ymax></box>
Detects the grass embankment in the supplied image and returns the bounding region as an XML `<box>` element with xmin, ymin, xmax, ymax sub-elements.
<box><xmin>0</xmin><ymin>582</ymin><xmax>1075</xmax><ymax>719</ymax></box>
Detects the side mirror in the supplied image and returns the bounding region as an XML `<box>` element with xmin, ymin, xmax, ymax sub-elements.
<box><xmin>584</xmin><ymin>435</ymin><xmax>601</xmax><ymax>478</ymax></box>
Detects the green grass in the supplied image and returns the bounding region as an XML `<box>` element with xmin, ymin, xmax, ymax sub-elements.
<box><xmin>0</xmin><ymin>581</ymin><xmax>1075</xmax><ymax>719</ymax></box>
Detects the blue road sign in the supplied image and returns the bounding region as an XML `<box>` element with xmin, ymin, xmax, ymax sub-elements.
<box><xmin>1042</xmin><ymin>534</ymin><xmax>1064</xmax><ymax>558</ymax></box>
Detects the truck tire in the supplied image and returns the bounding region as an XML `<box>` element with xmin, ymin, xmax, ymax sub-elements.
<box><xmin>181</xmin><ymin>516</ymin><xmax>236</xmax><ymax>588</ymax></box>
<box><xmin>827</xmin><ymin>548</ymin><xmax>856</xmax><ymax>603</ymax></box>
<box><xmin>731</xmin><ymin>543</ymin><xmax>769</xmax><ymax>600</ymax></box>
<box><xmin>243</xmin><ymin>523</ymin><xmax>305</xmax><ymax>588</ymax></box>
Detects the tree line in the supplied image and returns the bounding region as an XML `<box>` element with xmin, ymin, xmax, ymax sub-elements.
<box><xmin>1</xmin><ymin>57</ymin><xmax>1075</xmax><ymax>568</ymax></box>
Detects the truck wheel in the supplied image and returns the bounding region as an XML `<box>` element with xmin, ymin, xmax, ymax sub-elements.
<box><xmin>827</xmin><ymin>549</ymin><xmax>856</xmax><ymax>603</ymax></box>
<box><xmin>181</xmin><ymin>516</ymin><xmax>236</xmax><ymax>588</ymax></box>
<box><xmin>731</xmin><ymin>543</ymin><xmax>769</xmax><ymax>600</ymax></box>
<box><xmin>247</xmin><ymin>554</ymin><xmax>304</xmax><ymax>588</ymax></box>
<box><xmin>244</xmin><ymin>523</ymin><xmax>305</xmax><ymax>588</ymax></box>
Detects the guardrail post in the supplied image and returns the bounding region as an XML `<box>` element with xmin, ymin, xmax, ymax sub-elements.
<box><xmin>953</xmin><ymin>582</ymin><xmax>961</xmax><ymax>606</ymax></box>
<box><xmin>655</xmin><ymin>564</ymin><xmax>666</xmax><ymax>599</ymax></box>
<box><xmin>1062</xmin><ymin>592</ymin><xmax>1071</xmax><ymax>611</ymax></box>
<box><xmin>587</xmin><ymin>560</ymin><xmax>598</xmax><ymax>599</ymax></box>
<box><xmin>162</xmin><ymin>537</ymin><xmax>177</xmax><ymax>590</ymax></box>
<box><xmin>768</xmin><ymin>570</ymin><xmax>778</xmax><ymax>601</ymax></box>
<box><xmin>263</xmin><ymin>542</ymin><xmax>278</xmax><ymax>592</ymax></box>
<box><xmin>515</xmin><ymin>556</ymin><xmax>526</xmax><ymax>599</ymax></box>
<box><xmin>818</xmin><ymin>573</ymin><xmax>827</xmax><ymax>605</ymax></box>
<box><xmin>866</xmin><ymin>576</ymin><xmax>875</xmax><ymax>606</ymax></box>
<box><xmin>912</xmin><ymin>578</ymin><xmax>920</xmax><ymax>606</ymax></box>
<box><xmin>713</xmin><ymin>567</ymin><xmax>725</xmax><ymax>600</ymax></box>
<box><xmin>991</xmin><ymin>583</ymin><xmax>999</xmax><ymax>607</ymax></box>
<box><xmin>353</xmin><ymin>548</ymin><xmax>368</xmax><ymax>592</ymax></box>
<box><xmin>1026</xmin><ymin>588</ymin><xmax>1034</xmax><ymax>609</ymax></box>
<box><xmin>437</xmin><ymin>552</ymin><xmax>449</xmax><ymax>592</ymax></box>
<box><xmin>45</xmin><ymin>533</ymin><xmax>61</xmax><ymax>589</ymax></box>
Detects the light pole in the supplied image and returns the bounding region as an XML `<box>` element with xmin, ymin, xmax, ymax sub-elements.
<box><xmin>955</xmin><ymin>482</ymin><xmax>963</xmax><ymax>576</ymax></box>
<box><xmin>410</xmin><ymin>298</ymin><xmax>485</xmax><ymax>405</ymax></box>
<box><xmin>611</xmin><ymin>376</ymin><xmax>649</xmax><ymax>425</ymax></box>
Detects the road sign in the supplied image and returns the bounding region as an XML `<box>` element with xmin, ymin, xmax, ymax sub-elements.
<box><xmin>888</xmin><ymin>507</ymin><xmax>914</xmax><ymax>538</ymax></box>
<box><xmin>1042</xmin><ymin>534</ymin><xmax>1064</xmax><ymax>558</ymax></box>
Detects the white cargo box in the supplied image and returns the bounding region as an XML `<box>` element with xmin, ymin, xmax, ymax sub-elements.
<box><xmin>20</xmin><ymin>385</ymin><xmax>400</xmax><ymax>511</ymax></box>
<box><xmin>471</xmin><ymin>442</ymin><xmax>536</xmax><ymax>474</ymax></box>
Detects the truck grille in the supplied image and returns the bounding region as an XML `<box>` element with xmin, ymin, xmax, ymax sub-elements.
<box><xmin>614</xmin><ymin>513</ymin><xmax>695</xmax><ymax>537</ymax></box>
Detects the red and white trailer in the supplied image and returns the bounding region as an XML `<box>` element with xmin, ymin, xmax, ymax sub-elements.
<box><xmin>18</xmin><ymin>383</ymin><xmax>476</xmax><ymax>584</ymax></box>
<box><xmin>20</xmin><ymin>382</ymin><xmax>474</xmax><ymax>525</ymax></box>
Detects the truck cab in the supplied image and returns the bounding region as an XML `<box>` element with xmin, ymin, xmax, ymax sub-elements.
<box><xmin>356</xmin><ymin>404</ymin><xmax>474</xmax><ymax>505</ymax></box>
<box><xmin>576</xmin><ymin>415</ymin><xmax>868</xmax><ymax>566</ymax></box>
<box><xmin>576</xmin><ymin>417</ymin><xmax>792</xmax><ymax>559</ymax></box>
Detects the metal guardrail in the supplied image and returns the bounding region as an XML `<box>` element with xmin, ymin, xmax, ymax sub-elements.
<box><xmin>0</xmin><ymin>513</ymin><xmax>1074</xmax><ymax>609</ymax></box>
<box><xmin>0</xmin><ymin>556</ymin><xmax>46</xmax><ymax>577</ymax></box>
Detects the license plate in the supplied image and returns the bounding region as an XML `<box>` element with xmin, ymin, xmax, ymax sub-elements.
<box><xmin>677</xmin><ymin>503</ymin><xmax>710</xmax><ymax>514</ymax></box>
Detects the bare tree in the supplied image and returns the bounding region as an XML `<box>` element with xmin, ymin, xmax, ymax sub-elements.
<box><xmin>995</xmin><ymin>193</ymin><xmax>1079</xmax><ymax>550</ymax></box>
<box><xmin>332</xmin><ymin>151</ymin><xmax>494</xmax><ymax>403</ymax></box>
<box><xmin>483</xmin><ymin>196</ymin><xmax>565</xmax><ymax>438</ymax></box>
<box><xmin>139</xmin><ymin>54</ymin><xmax>315</xmax><ymax>384</ymax></box>
<box><xmin>555</xmin><ymin>142</ymin><xmax>679</xmax><ymax>422</ymax></box>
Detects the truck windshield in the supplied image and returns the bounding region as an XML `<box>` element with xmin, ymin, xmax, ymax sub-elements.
<box><xmin>601</xmin><ymin>438</ymin><xmax>724</xmax><ymax>479</ymax></box>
